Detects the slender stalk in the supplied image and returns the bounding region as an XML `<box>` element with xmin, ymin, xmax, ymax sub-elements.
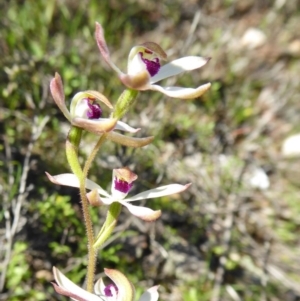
<box><xmin>83</xmin><ymin>134</ymin><xmax>107</xmax><ymax>177</ymax></box>
<box><xmin>66</xmin><ymin>126</ymin><xmax>96</xmax><ymax>292</ymax></box>
<box><xmin>79</xmin><ymin>133</ymin><xmax>108</xmax><ymax>291</ymax></box>
<box><xmin>79</xmin><ymin>179</ymin><xmax>96</xmax><ymax>292</ymax></box>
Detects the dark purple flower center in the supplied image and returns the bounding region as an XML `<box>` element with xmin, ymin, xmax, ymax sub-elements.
<box><xmin>86</xmin><ymin>98</ymin><xmax>102</xmax><ymax>119</ymax></box>
<box><xmin>104</xmin><ymin>284</ymin><xmax>118</xmax><ymax>297</ymax></box>
<box><xmin>114</xmin><ymin>177</ymin><xmax>133</xmax><ymax>194</ymax></box>
<box><xmin>139</xmin><ymin>52</ymin><xmax>160</xmax><ymax>77</ymax></box>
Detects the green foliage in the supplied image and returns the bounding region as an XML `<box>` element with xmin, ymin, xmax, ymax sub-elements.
<box><xmin>37</xmin><ymin>194</ymin><xmax>76</xmax><ymax>233</ymax></box>
<box><xmin>6</xmin><ymin>242</ymin><xmax>31</xmax><ymax>289</ymax></box>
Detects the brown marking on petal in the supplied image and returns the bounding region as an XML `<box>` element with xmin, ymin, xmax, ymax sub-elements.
<box><xmin>72</xmin><ymin>117</ymin><xmax>117</xmax><ymax>134</ymax></box>
<box><xmin>50</xmin><ymin>72</ymin><xmax>65</xmax><ymax>104</ymax></box>
<box><xmin>119</xmin><ymin>71</ymin><xmax>150</xmax><ymax>90</ymax></box>
<box><xmin>95</xmin><ymin>22</ymin><xmax>112</xmax><ymax>66</ymax></box>
<box><xmin>183</xmin><ymin>183</ymin><xmax>192</xmax><ymax>190</ymax></box>
<box><xmin>114</xmin><ymin>167</ymin><xmax>138</xmax><ymax>183</ymax></box>
<box><xmin>107</xmin><ymin>132</ymin><xmax>154</xmax><ymax>148</ymax></box>
<box><xmin>140</xmin><ymin>42</ymin><xmax>167</xmax><ymax>60</ymax></box>
<box><xmin>50</xmin><ymin>73</ymin><xmax>72</xmax><ymax>121</ymax></box>
<box><xmin>84</xmin><ymin>90</ymin><xmax>113</xmax><ymax>109</ymax></box>
<box><xmin>86</xmin><ymin>189</ymin><xmax>102</xmax><ymax>206</ymax></box>
<box><xmin>45</xmin><ymin>172</ymin><xmax>60</xmax><ymax>185</ymax></box>
<box><xmin>186</xmin><ymin>82</ymin><xmax>211</xmax><ymax>99</ymax></box>
<box><xmin>141</xmin><ymin>209</ymin><xmax>162</xmax><ymax>221</ymax></box>
<box><xmin>52</xmin><ymin>283</ymin><xmax>90</xmax><ymax>301</ymax></box>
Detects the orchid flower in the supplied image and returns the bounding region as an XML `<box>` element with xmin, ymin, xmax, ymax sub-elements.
<box><xmin>53</xmin><ymin>267</ymin><xmax>159</xmax><ymax>301</ymax></box>
<box><xmin>46</xmin><ymin>167</ymin><xmax>191</xmax><ymax>222</ymax></box>
<box><xmin>50</xmin><ymin>73</ymin><xmax>153</xmax><ymax>148</ymax></box>
<box><xmin>95</xmin><ymin>22</ymin><xmax>211</xmax><ymax>99</ymax></box>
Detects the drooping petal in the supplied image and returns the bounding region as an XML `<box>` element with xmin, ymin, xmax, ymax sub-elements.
<box><xmin>52</xmin><ymin>267</ymin><xmax>103</xmax><ymax>301</ymax></box>
<box><xmin>114</xmin><ymin>121</ymin><xmax>140</xmax><ymax>133</ymax></box>
<box><xmin>118</xmin><ymin>200</ymin><xmax>161</xmax><ymax>221</ymax></box>
<box><xmin>119</xmin><ymin>71</ymin><xmax>151</xmax><ymax>90</ymax></box>
<box><xmin>72</xmin><ymin>117</ymin><xmax>118</xmax><ymax>134</ymax></box>
<box><xmin>126</xmin><ymin>183</ymin><xmax>191</xmax><ymax>202</ymax></box>
<box><xmin>138</xmin><ymin>286</ymin><xmax>160</xmax><ymax>301</ymax></box>
<box><xmin>104</xmin><ymin>269</ymin><xmax>135</xmax><ymax>301</ymax></box>
<box><xmin>150</xmin><ymin>56</ymin><xmax>210</xmax><ymax>84</ymax></box>
<box><xmin>149</xmin><ymin>83</ymin><xmax>211</xmax><ymax>99</ymax></box>
<box><xmin>50</xmin><ymin>73</ymin><xmax>72</xmax><ymax>121</ymax></box>
<box><xmin>107</xmin><ymin>132</ymin><xmax>154</xmax><ymax>148</ymax></box>
<box><xmin>45</xmin><ymin>172</ymin><xmax>111</xmax><ymax>198</ymax></box>
<box><xmin>95</xmin><ymin>22</ymin><xmax>123</xmax><ymax>75</ymax></box>
<box><xmin>87</xmin><ymin>190</ymin><xmax>113</xmax><ymax>206</ymax></box>
<box><xmin>86</xmin><ymin>189</ymin><xmax>102</xmax><ymax>206</ymax></box>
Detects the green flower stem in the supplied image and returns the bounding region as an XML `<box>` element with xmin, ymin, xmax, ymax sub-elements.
<box><xmin>79</xmin><ymin>180</ymin><xmax>96</xmax><ymax>292</ymax></box>
<box><xmin>83</xmin><ymin>134</ymin><xmax>116</xmax><ymax>250</ymax></box>
<box><xmin>66</xmin><ymin>126</ymin><xmax>95</xmax><ymax>292</ymax></box>
<box><xmin>66</xmin><ymin>126</ymin><xmax>83</xmax><ymax>177</ymax></box>
<box><xmin>78</xmin><ymin>133</ymin><xmax>107</xmax><ymax>291</ymax></box>
<box><xmin>94</xmin><ymin>202</ymin><xmax>122</xmax><ymax>249</ymax></box>
<box><xmin>83</xmin><ymin>134</ymin><xmax>107</xmax><ymax>178</ymax></box>
<box><xmin>113</xmin><ymin>88</ymin><xmax>139</xmax><ymax>119</ymax></box>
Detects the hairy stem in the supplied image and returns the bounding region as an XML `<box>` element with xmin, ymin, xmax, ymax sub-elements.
<box><xmin>81</xmin><ymin>134</ymin><xmax>108</xmax><ymax>290</ymax></box>
<box><xmin>83</xmin><ymin>134</ymin><xmax>107</xmax><ymax>177</ymax></box>
<box><xmin>66</xmin><ymin>126</ymin><xmax>96</xmax><ymax>292</ymax></box>
<box><xmin>79</xmin><ymin>179</ymin><xmax>96</xmax><ymax>292</ymax></box>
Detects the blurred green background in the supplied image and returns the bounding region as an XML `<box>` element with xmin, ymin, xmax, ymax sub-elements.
<box><xmin>1</xmin><ymin>0</ymin><xmax>300</xmax><ymax>300</ymax></box>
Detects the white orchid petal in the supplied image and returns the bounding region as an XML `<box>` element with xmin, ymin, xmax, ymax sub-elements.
<box><xmin>126</xmin><ymin>183</ymin><xmax>191</xmax><ymax>202</ymax></box>
<box><xmin>45</xmin><ymin>173</ymin><xmax>110</xmax><ymax>197</ymax></box>
<box><xmin>98</xmin><ymin>197</ymin><xmax>114</xmax><ymax>205</ymax></box>
<box><xmin>149</xmin><ymin>83</ymin><xmax>211</xmax><ymax>99</ymax></box>
<box><xmin>150</xmin><ymin>56</ymin><xmax>210</xmax><ymax>83</ymax></box>
<box><xmin>53</xmin><ymin>267</ymin><xmax>103</xmax><ymax>301</ymax></box>
<box><xmin>128</xmin><ymin>50</ymin><xmax>147</xmax><ymax>75</ymax></box>
<box><xmin>114</xmin><ymin>120</ymin><xmax>141</xmax><ymax>133</ymax></box>
<box><xmin>119</xmin><ymin>200</ymin><xmax>161</xmax><ymax>221</ymax></box>
<box><xmin>111</xmin><ymin>189</ymin><xmax>128</xmax><ymax>200</ymax></box>
<box><xmin>73</xmin><ymin>98</ymin><xmax>89</xmax><ymax>118</ymax></box>
<box><xmin>139</xmin><ymin>286</ymin><xmax>160</xmax><ymax>301</ymax></box>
